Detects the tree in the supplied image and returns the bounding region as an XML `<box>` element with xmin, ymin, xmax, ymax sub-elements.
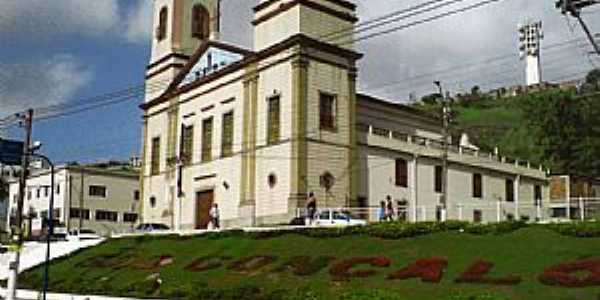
<box><xmin>585</xmin><ymin>69</ymin><xmax>600</xmax><ymax>85</ymax></box>
<box><xmin>584</xmin><ymin>69</ymin><xmax>600</xmax><ymax>91</ymax></box>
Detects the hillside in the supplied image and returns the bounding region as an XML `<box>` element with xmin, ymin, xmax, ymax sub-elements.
<box><xmin>17</xmin><ymin>223</ymin><xmax>600</xmax><ymax>300</ymax></box>
<box><xmin>415</xmin><ymin>87</ymin><xmax>600</xmax><ymax>178</ymax></box>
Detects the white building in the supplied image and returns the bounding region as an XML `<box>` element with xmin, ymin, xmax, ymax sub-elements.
<box><xmin>139</xmin><ymin>0</ymin><xmax>549</xmax><ymax>229</ymax></box>
<box><xmin>7</xmin><ymin>165</ymin><xmax>140</xmax><ymax>237</ymax></box>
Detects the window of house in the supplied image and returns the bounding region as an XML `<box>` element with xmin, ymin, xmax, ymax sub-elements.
<box><xmin>395</xmin><ymin>158</ymin><xmax>408</xmax><ymax>187</ymax></box>
<box><xmin>41</xmin><ymin>210</ymin><xmax>48</xmax><ymax>220</ymax></box>
<box><xmin>505</xmin><ymin>179</ymin><xmax>514</xmax><ymax>202</ymax></box>
<box><xmin>150</xmin><ymin>137</ymin><xmax>161</xmax><ymax>175</ymax></box>
<box><xmin>473</xmin><ymin>173</ymin><xmax>483</xmax><ymax>198</ymax></box>
<box><xmin>134</xmin><ymin>190</ymin><xmax>140</xmax><ymax>201</ymax></box>
<box><xmin>473</xmin><ymin>210</ymin><xmax>482</xmax><ymax>223</ymax></box>
<box><xmin>56</xmin><ymin>184</ymin><xmax>60</xmax><ymax>195</ymax></box>
<box><xmin>157</xmin><ymin>7</ymin><xmax>168</xmax><ymax>41</ymax></box>
<box><xmin>36</xmin><ymin>188</ymin><xmax>40</xmax><ymax>198</ymax></box>
<box><xmin>221</xmin><ymin>111</ymin><xmax>234</xmax><ymax>157</ymax></box>
<box><xmin>434</xmin><ymin>166</ymin><xmax>443</xmax><ymax>193</ymax></box>
<box><xmin>267</xmin><ymin>95</ymin><xmax>280</xmax><ymax>144</ymax></box>
<box><xmin>180</xmin><ymin>124</ymin><xmax>194</xmax><ymax>165</ymax></box>
<box><xmin>191</xmin><ymin>4</ymin><xmax>210</xmax><ymax>39</ymax></box>
<box><xmin>319</xmin><ymin>93</ymin><xmax>336</xmax><ymax>130</ymax></box>
<box><xmin>27</xmin><ymin>190</ymin><xmax>32</xmax><ymax>200</ymax></box>
<box><xmin>70</xmin><ymin>208</ymin><xmax>90</xmax><ymax>220</ymax></box>
<box><xmin>123</xmin><ymin>213</ymin><xmax>138</xmax><ymax>223</ymax></box>
<box><xmin>53</xmin><ymin>208</ymin><xmax>61</xmax><ymax>219</ymax></box>
<box><xmin>96</xmin><ymin>210</ymin><xmax>118</xmax><ymax>222</ymax></box>
<box><xmin>44</xmin><ymin>186</ymin><xmax>49</xmax><ymax>197</ymax></box>
<box><xmin>89</xmin><ymin>185</ymin><xmax>107</xmax><ymax>198</ymax></box>
<box><xmin>534</xmin><ymin>185</ymin><xmax>542</xmax><ymax>205</ymax></box>
<box><xmin>202</xmin><ymin>117</ymin><xmax>213</xmax><ymax>162</ymax></box>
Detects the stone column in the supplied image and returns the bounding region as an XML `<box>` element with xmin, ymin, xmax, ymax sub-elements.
<box><xmin>139</xmin><ymin>117</ymin><xmax>149</xmax><ymax>223</ymax></box>
<box><xmin>289</xmin><ymin>55</ymin><xmax>309</xmax><ymax>215</ymax></box>
<box><xmin>239</xmin><ymin>71</ymin><xmax>259</xmax><ymax>226</ymax></box>
<box><xmin>410</xmin><ymin>154</ymin><xmax>419</xmax><ymax>222</ymax></box>
<box><xmin>514</xmin><ymin>175</ymin><xmax>520</xmax><ymax>218</ymax></box>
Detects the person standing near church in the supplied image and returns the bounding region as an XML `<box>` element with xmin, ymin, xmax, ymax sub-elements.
<box><xmin>210</xmin><ymin>203</ymin><xmax>220</xmax><ymax>229</ymax></box>
<box><xmin>306</xmin><ymin>192</ymin><xmax>317</xmax><ymax>225</ymax></box>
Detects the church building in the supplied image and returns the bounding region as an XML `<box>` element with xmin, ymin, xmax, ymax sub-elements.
<box><xmin>139</xmin><ymin>0</ymin><xmax>549</xmax><ymax>229</ymax></box>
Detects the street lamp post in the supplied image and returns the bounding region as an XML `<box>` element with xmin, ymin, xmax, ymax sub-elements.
<box><xmin>29</xmin><ymin>153</ymin><xmax>54</xmax><ymax>300</ymax></box>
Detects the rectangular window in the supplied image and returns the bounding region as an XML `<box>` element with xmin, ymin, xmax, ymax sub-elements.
<box><xmin>180</xmin><ymin>124</ymin><xmax>194</xmax><ymax>166</ymax></box>
<box><xmin>150</xmin><ymin>137</ymin><xmax>161</xmax><ymax>175</ymax></box>
<box><xmin>89</xmin><ymin>185</ymin><xmax>107</xmax><ymax>198</ymax></box>
<box><xmin>395</xmin><ymin>158</ymin><xmax>408</xmax><ymax>187</ymax></box>
<box><xmin>56</xmin><ymin>184</ymin><xmax>60</xmax><ymax>195</ymax></box>
<box><xmin>201</xmin><ymin>117</ymin><xmax>213</xmax><ymax>162</ymax></box>
<box><xmin>221</xmin><ymin>111</ymin><xmax>234</xmax><ymax>157</ymax></box>
<box><xmin>473</xmin><ymin>173</ymin><xmax>483</xmax><ymax>198</ymax></box>
<box><xmin>534</xmin><ymin>185</ymin><xmax>542</xmax><ymax>204</ymax></box>
<box><xmin>434</xmin><ymin>166</ymin><xmax>443</xmax><ymax>193</ymax></box>
<box><xmin>27</xmin><ymin>190</ymin><xmax>32</xmax><ymax>200</ymax></box>
<box><xmin>473</xmin><ymin>210</ymin><xmax>483</xmax><ymax>223</ymax></box>
<box><xmin>267</xmin><ymin>95</ymin><xmax>280</xmax><ymax>144</ymax></box>
<box><xmin>134</xmin><ymin>190</ymin><xmax>140</xmax><ymax>201</ymax></box>
<box><xmin>123</xmin><ymin>213</ymin><xmax>138</xmax><ymax>223</ymax></box>
<box><xmin>53</xmin><ymin>208</ymin><xmax>61</xmax><ymax>219</ymax></box>
<box><xmin>96</xmin><ymin>210</ymin><xmax>118</xmax><ymax>222</ymax></box>
<box><xmin>319</xmin><ymin>93</ymin><xmax>336</xmax><ymax>130</ymax></box>
<box><xmin>505</xmin><ymin>179</ymin><xmax>514</xmax><ymax>202</ymax></box>
<box><xmin>70</xmin><ymin>208</ymin><xmax>90</xmax><ymax>220</ymax></box>
<box><xmin>36</xmin><ymin>188</ymin><xmax>40</xmax><ymax>198</ymax></box>
<box><xmin>44</xmin><ymin>187</ymin><xmax>49</xmax><ymax>197</ymax></box>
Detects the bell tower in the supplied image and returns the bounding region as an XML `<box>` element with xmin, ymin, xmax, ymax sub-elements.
<box><xmin>145</xmin><ymin>0</ymin><xmax>221</xmax><ymax>101</ymax></box>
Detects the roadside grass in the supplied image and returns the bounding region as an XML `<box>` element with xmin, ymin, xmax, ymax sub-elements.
<box><xmin>18</xmin><ymin>225</ymin><xmax>600</xmax><ymax>300</ymax></box>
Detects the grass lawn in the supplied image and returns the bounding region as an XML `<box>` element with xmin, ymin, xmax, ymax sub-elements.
<box><xmin>18</xmin><ymin>226</ymin><xmax>600</xmax><ymax>300</ymax></box>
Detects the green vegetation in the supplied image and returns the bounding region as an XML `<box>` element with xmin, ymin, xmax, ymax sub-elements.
<box><xmin>18</xmin><ymin>222</ymin><xmax>600</xmax><ymax>300</ymax></box>
<box><xmin>414</xmin><ymin>69</ymin><xmax>600</xmax><ymax>179</ymax></box>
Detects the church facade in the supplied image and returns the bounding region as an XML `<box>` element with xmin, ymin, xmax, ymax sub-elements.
<box><xmin>139</xmin><ymin>0</ymin><xmax>549</xmax><ymax>229</ymax></box>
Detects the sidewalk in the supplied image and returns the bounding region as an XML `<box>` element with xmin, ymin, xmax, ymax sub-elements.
<box><xmin>0</xmin><ymin>288</ymin><xmax>161</xmax><ymax>300</ymax></box>
<box><xmin>0</xmin><ymin>239</ymin><xmax>104</xmax><ymax>280</ymax></box>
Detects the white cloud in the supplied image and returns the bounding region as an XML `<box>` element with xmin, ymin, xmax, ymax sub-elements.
<box><xmin>0</xmin><ymin>55</ymin><xmax>93</xmax><ymax>116</ymax></box>
<box><xmin>0</xmin><ymin>0</ymin><xmax>120</xmax><ymax>40</ymax></box>
<box><xmin>124</xmin><ymin>0</ymin><xmax>154</xmax><ymax>44</ymax></box>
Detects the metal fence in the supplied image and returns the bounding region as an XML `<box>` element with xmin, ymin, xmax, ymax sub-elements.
<box><xmin>296</xmin><ymin>198</ymin><xmax>600</xmax><ymax>224</ymax></box>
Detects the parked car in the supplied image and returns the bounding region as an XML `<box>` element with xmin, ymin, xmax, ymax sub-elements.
<box><xmin>291</xmin><ymin>210</ymin><xmax>367</xmax><ymax>227</ymax></box>
<box><xmin>135</xmin><ymin>223</ymin><xmax>170</xmax><ymax>232</ymax></box>
<box><xmin>68</xmin><ymin>229</ymin><xmax>102</xmax><ymax>241</ymax></box>
<box><xmin>315</xmin><ymin>210</ymin><xmax>367</xmax><ymax>227</ymax></box>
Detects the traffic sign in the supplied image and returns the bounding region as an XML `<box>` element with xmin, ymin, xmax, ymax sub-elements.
<box><xmin>0</xmin><ymin>139</ymin><xmax>24</xmax><ymax>166</ymax></box>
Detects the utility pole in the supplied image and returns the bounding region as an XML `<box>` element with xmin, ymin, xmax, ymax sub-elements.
<box><xmin>6</xmin><ymin>109</ymin><xmax>33</xmax><ymax>300</ymax></box>
<box><xmin>434</xmin><ymin>81</ymin><xmax>449</xmax><ymax>222</ymax></box>
<box><xmin>557</xmin><ymin>0</ymin><xmax>600</xmax><ymax>55</ymax></box>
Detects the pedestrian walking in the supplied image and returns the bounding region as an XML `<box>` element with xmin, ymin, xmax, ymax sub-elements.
<box><xmin>386</xmin><ymin>196</ymin><xmax>395</xmax><ymax>221</ymax></box>
<box><xmin>210</xmin><ymin>203</ymin><xmax>220</xmax><ymax>229</ymax></box>
<box><xmin>306</xmin><ymin>192</ymin><xmax>317</xmax><ymax>225</ymax></box>
<box><xmin>378</xmin><ymin>201</ymin><xmax>386</xmax><ymax>222</ymax></box>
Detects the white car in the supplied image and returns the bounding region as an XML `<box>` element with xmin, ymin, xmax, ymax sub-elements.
<box><xmin>313</xmin><ymin>210</ymin><xmax>367</xmax><ymax>227</ymax></box>
<box><xmin>68</xmin><ymin>229</ymin><xmax>101</xmax><ymax>241</ymax></box>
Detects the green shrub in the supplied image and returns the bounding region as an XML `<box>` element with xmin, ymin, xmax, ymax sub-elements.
<box><xmin>546</xmin><ymin>221</ymin><xmax>600</xmax><ymax>237</ymax></box>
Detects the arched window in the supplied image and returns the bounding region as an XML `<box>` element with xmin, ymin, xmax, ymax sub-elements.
<box><xmin>191</xmin><ymin>4</ymin><xmax>210</xmax><ymax>39</ymax></box>
<box><xmin>157</xmin><ymin>7</ymin><xmax>168</xmax><ymax>41</ymax></box>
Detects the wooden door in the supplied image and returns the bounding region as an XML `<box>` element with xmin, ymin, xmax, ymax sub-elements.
<box><xmin>196</xmin><ymin>190</ymin><xmax>214</xmax><ymax>229</ymax></box>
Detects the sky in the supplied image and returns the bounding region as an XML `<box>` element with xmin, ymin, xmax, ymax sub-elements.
<box><xmin>0</xmin><ymin>0</ymin><xmax>599</xmax><ymax>164</ymax></box>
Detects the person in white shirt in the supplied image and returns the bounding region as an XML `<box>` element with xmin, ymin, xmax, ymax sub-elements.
<box><xmin>210</xmin><ymin>203</ymin><xmax>220</xmax><ymax>229</ymax></box>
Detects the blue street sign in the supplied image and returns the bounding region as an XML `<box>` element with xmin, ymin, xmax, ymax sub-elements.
<box><xmin>0</xmin><ymin>139</ymin><xmax>24</xmax><ymax>166</ymax></box>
